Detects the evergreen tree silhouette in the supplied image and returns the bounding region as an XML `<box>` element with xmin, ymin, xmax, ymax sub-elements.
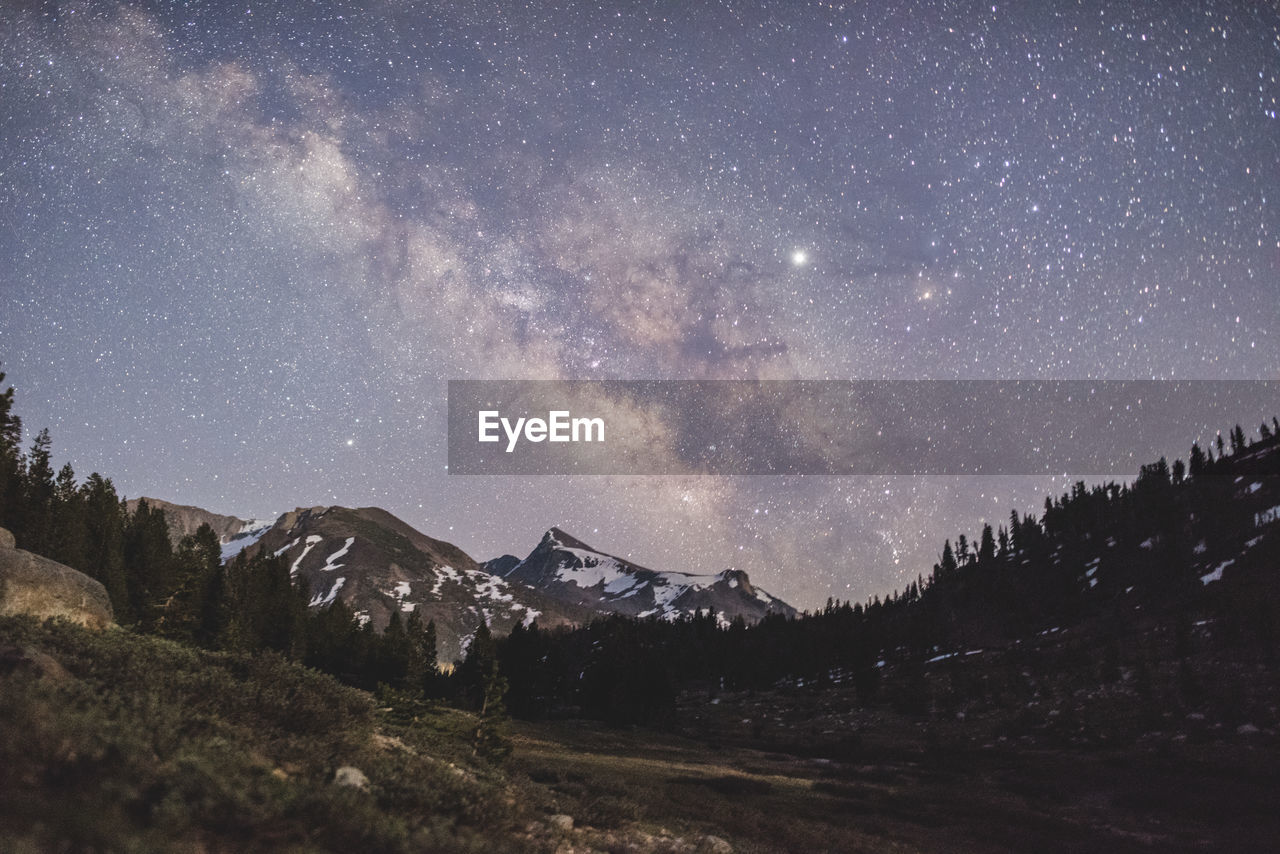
<box><xmin>19</xmin><ymin>428</ymin><xmax>56</xmax><ymax>555</ymax></box>
<box><xmin>0</xmin><ymin>367</ymin><xmax>22</xmax><ymax>534</ymax></box>
<box><xmin>978</xmin><ymin>523</ymin><xmax>996</xmax><ymax>563</ymax></box>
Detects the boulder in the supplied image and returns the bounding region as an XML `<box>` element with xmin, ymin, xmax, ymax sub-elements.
<box><xmin>0</xmin><ymin>528</ymin><xmax>114</xmax><ymax>629</ymax></box>
<box><xmin>333</xmin><ymin>766</ymin><xmax>370</xmax><ymax>790</ymax></box>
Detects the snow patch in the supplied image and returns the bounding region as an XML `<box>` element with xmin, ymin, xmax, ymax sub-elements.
<box><xmin>554</xmin><ymin>548</ymin><xmax>630</xmax><ymax>589</ymax></box>
<box><xmin>289</xmin><ymin>537</ymin><xmax>321</xmax><ymax>578</ymax></box>
<box><xmin>273</xmin><ymin>537</ymin><xmax>300</xmax><ymax>557</ymax></box>
<box><xmin>468</xmin><ymin>569</ymin><xmax>515</xmax><ymax>603</ymax></box>
<box><xmin>309</xmin><ymin>577</ymin><xmax>345</xmax><ymax>607</ymax></box>
<box><xmin>320</xmin><ymin>537</ymin><xmax>355</xmax><ymax>572</ymax></box>
<box><xmin>430</xmin><ymin>565</ymin><xmax>460</xmax><ymax>596</ymax></box>
<box><xmin>603</xmin><ymin>573</ymin><xmax>643</xmax><ymax>596</ymax></box>
<box><xmin>1200</xmin><ymin>559</ymin><xmax>1233</xmax><ymax>585</ymax></box>
<box><xmin>1256</xmin><ymin>504</ymin><xmax>1280</xmax><ymax>527</ymax></box>
<box><xmin>220</xmin><ymin>523</ymin><xmax>272</xmax><ymax>563</ymax></box>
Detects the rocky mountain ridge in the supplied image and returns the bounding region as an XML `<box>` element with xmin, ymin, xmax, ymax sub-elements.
<box><xmin>500</xmin><ymin>526</ymin><xmax>797</xmax><ymax>624</ymax></box>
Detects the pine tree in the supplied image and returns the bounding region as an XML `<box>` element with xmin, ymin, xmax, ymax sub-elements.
<box><xmin>939</xmin><ymin>539</ymin><xmax>958</xmax><ymax>577</ymax></box>
<box><xmin>80</xmin><ymin>474</ymin><xmax>130</xmax><ymax>620</ymax></box>
<box><xmin>163</xmin><ymin>524</ymin><xmax>222</xmax><ymax>642</ymax></box>
<box><xmin>404</xmin><ymin>610</ymin><xmax>440</xmax><ymax>697</ymax></box>
<box><xmin>1230</xmin><ymin>425</ymin><xmax>1246</xmax><ymax>454</ymax></box>
<box><xmin>19</xmin><ymin>428</ymin><xmax>56</xmax><ymax>554</ymax></box>
<box><xmin>1189</xmin><ymin>442</ymin><xmax>1206</xmax><ymax>477</ymax></box>
<box><xmin>978</xmin><ymin>523</ymin><xmax>996</xmax><ymax>563</ymax></box>
<box><xmin>474</xmin><ymin>653</ymin><xmax>512</xmax><ymax>760</ymax></box>
<box><xmin>124</xmin><ymin>499</ymin><xmax>178</xmax><ymax>629</ymax></box>
<box><xmin>380</xmin><ymin>609</ymin><xmax>411</xmax><ymax>688</ymax></box>
<box><xmin>50</xmin><ymin>463</ymin><xmax>89</xmax><ymax>571</ymax></box>
<box><xmin>0</xmin><ymin>368</ymin><xmax>22</xmax><ymax>533</ymax></box>
<box><xmin>459</xmin><ymin>620</ymin><xmax>511</xmax><ymax>759</ymax></box>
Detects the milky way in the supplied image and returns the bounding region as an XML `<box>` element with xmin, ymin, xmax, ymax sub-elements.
<box><xmin>1</xmin><ymin>1</ymin><xmax>1277</xmax><ymax>609</ymax></box>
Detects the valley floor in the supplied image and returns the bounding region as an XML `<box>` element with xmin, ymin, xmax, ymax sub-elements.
<box><xmin>511</xmin><ymin>716</ymin><xmax>1280</xmax><ymax>853</ymax></box>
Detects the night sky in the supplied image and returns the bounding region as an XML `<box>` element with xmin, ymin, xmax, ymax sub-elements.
<box><xmin>1</xmin><ymin>1</ymin><xmax>1277</xmax><ymax>610</ymax></box>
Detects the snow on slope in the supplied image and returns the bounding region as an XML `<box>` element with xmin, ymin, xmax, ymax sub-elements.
<box><xmin>219</xmin><ymin>520</ymin><xmax>275</xmax><ymax>563</ymax></box>
<box><xmin>320</xmin><ymin>537</ymin><xmax>355</xmax><ymax>572</ymax></box>
<box><xmin>289</xmin><ymin>535</ymin><xmax>323</xmax><ymax>578</ymax></box>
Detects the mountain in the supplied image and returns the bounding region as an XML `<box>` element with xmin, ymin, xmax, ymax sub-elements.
<box><xmin>138</xmin><ymin>499</ymin><xmax>797</xmax><ymax>657</ymax></box>
<box><xmin>483</xmin><ymin>554</ymin><xmax>522</xmax><ymax>576</ymax></box>
<box><xmin>239</xmin><ymin>506</ymin><xmax>594</xmax><ymax>662</ymax></box>
<box><xmin>125</xmin><ymin>497</ymin><xmax>272</xmax><ymax>556</ymax></box>
<box><xmin>500</xmin><ymin>527</ymin><xmax>797</xmax><ymax>624</ymax></box>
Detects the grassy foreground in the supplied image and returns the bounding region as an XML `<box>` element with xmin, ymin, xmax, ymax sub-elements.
<box><xmin>0</xmin><ymin>615</ymin><xmax>530</xmax><ymax>853</ymax></box>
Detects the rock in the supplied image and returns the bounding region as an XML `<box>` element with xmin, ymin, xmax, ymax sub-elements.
<box><xmin>333</xmin><ymin>765</ymin><xmax>370</xmax><ymax>790</ymax></box>
<box><xmin>0</xmin><ymin>644</ymin><xmax>71</xmax><ymax>682</ymax></box>
<box><xmin>700</xmin><ymin>835</ymin><xmax>733</xmax><ymax>854</ymax></box>
<box><xmin>0</xmin><ymin>531</ymin><xmax>114</xmax><ymax>629</ymax></box>
<box><xmin>0</xmin><ymin>528</ymin><xmax>14</xmax><ymax>550</ymax></box>
<box><xmin>548</xmin><ymin>814</ymin><xmax>575</xmax><ymax>832</ymax></box>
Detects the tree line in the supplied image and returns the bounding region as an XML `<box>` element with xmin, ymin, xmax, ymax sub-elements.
<box><xmin>489</xmin><ymin>420</ymin><xmax>1280</xmax><ymax>725</ymax></box>
<box><xmin>3</xmin><ymin>363</ymin><xmax>1277</xmax><ymax>733</ymax></box>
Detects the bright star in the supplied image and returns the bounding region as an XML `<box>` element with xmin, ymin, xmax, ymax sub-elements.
<box><xmin>791</xmin><ymin>250</ymin><xmax>808</xmax><ymax>266</ymax></box>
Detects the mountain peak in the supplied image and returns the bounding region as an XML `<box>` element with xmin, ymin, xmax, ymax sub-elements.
<box><xmin>542</xmin><ymin>527</ymin><xmax>592</xmax><ymax>551</ymax></box>
<box><xmin>715</xmin><ymin>568</ymin><xmax>755</xmax><ymax>595</ymax></box>
<box><xmin>507</xmin><ymin>530</ymin><xmax>795</xmax><ymax>623</ymax></box>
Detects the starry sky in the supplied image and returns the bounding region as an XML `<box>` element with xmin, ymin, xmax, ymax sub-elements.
<box><xmin>1</xmin><ymin>1</ymin><xmax>1277</xmax><ymax>610</ymax></box>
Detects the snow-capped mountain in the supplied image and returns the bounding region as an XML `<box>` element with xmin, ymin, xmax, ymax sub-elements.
<box><xmin>139</xmin><ymin>498</ymin><xmax>798</xmax><ymax>659</ymax></box>
<box><xmin>240</xmin><ymin>506</ymin><xmax>594</xmax><ymax>662</ymax></box>
<box><xmin>498</xmin><ymin>527</ymin><xmax>797</xmax><ymax>624</ymax></box>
